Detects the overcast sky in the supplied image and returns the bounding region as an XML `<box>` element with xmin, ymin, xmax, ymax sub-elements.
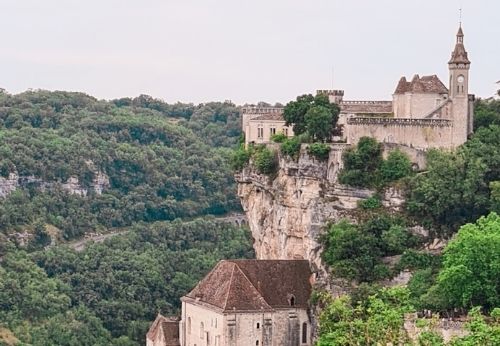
<box><xmin>0</xmin><ymin>0</ymin><xmax>498</xmax><ymax>104</ymax></box>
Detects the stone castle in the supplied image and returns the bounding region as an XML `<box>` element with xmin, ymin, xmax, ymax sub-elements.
<box><xmin>147</xmin><ymin>25</ymin><xmax>474</xmax><ymax>346</ymax></box>
<box><xmin>243</xmin><ymin>25</ymin><xmax>474</xmax><ymax>159</ymax></box>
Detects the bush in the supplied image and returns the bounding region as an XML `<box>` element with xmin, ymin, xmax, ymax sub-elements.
<box><xmin>396</xmin><ymin>250</ymin><xmax>441</xmax><ymax>271</ymax></box>
<box><xmin>339</xmin><ymin>137</ymin><xmax>383</xmax><ymax>188</ymax></box>
<box><xmin>307</xmin><ymin>143</ymin><xmax>330</xmax><ymax>160</ymax></box>
<box><xmin>358</xmin><ymin>195</ymin><xmax>382</xmax><ymax>210</ymax></box>
<box><xmin>280</xmin><ymin>137</ymin><xmax>301</xmax><ymax>159</ymax></box>
<box><xmin>253</xmin><ymin>147</ymin><xmax>277</xmax><ymax>175</ymax></box>
<box><xmin>231</xmin><ymin>145</ymin><xmax>252</xmax><ymax>171</ymax></box>
<box><xmin>380</xmin><ymin>149</ymin><xmax>413</xmax><ymax>182</ymax></box>
<box><xmin>271</xmin><ymin>132</ymin><xmax>287</xmax><ymax>143</ymax></box>
<box><xmin>381</xmin><ymin>225</ymin><xmax>411</xmax><ymax>255</ymax></box>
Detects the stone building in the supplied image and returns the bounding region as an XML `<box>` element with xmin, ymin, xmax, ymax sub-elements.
<box><xmin>147</xmin><ymin>314</ymin><xmax>181</xmax><ymax>346</ymax></box>
<box><xmin>168</xmin><ymin>259</ymin><xmax>313</xmax><ymax>346</ymax></box>
<box><xmin>242</xmin><ymin>25</ymin><xmax>474</xmax><ymax>153</ymax></box>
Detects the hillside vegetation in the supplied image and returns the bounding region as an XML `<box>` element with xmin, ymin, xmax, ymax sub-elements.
<box><xmin>0</xmin><ymin>90</ymin><xmax>255</xmax><ymax>345</ymax></box>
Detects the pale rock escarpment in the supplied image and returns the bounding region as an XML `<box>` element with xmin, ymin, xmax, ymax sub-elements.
<box><xmin>236</xmin><ymin>144</ymin><xmax>405</xmax><ymax>287</ymax></box>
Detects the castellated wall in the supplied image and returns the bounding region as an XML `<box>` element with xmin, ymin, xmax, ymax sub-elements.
<box><xmin>346</xmin><ymin>117</ymin><xmax>453</xmax><ymax>150</ymax></box>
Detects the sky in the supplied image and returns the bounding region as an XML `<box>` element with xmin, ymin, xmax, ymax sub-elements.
<box><xmin>0</xmin><ymin>0</ymin><xmax>498</xmax><ymax>105</ymax></box>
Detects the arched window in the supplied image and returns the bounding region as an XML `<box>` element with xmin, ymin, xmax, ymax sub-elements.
<box><xmin>302</xmin><ymin>322</ymin><xmax>307</xmax><ymax>343</ymax></box>
<box><xmin>256</xmin><ymin>341</ymin><xmax>259</xmax><ymax>346</ymax></box>
<box><xmin>187</xmin><ymin>317</ymin><xmax>191</xmax><ymax>334</ymax></box>
<box><xmin>200</xmin><ymin>322</ymin><xmax>204</xmax><ymax>339</ymax></box>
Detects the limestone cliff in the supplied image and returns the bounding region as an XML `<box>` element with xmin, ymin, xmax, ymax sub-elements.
<box><xmin>236</xmin><ymin>144</ymin><xmax>405</xmax><ymax>287</ymax></box>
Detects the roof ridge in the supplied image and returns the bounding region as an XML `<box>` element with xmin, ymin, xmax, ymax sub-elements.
<box><xmin>223</xmin><ymin>263</ymin><xmax>236</xmax><ymax>310</ymax></box>
<box><xmin>232</xmin><ymin>263</ymin><xmax>272</xmax><ymax>309</ymax></box>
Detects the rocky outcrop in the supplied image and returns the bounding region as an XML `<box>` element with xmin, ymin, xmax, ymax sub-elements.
<box><xmin>0</xmin><ymin>171</ymin><xmax>110</xmax><ymax>198</ymax></box>
<box><xmin>236</xmin><ymin>144</ymin><xmax>405</xmax><ymax>288</ymax></box>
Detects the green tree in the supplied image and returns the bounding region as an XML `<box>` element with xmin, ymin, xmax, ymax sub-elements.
<box><xmin>304</xmin><ymin>106</ymin><xmax>333</xmax><ymax>142</ymax></box>
<box><xmin>433</xmin><ymin>213</ymin><xmax>500</xmax><ymax>310</ymax></box>
<box><xmin>380</xmin><ymin>149</ymin><xmax>413</xmax><ymax>182</ymax></box>
<box><xmin>339</xmin><ymin>137</ymin><xmax>383</xmax><ymax>187</ymax></box>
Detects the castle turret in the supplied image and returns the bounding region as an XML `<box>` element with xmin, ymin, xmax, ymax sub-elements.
<box><xmin>448</xmin><ymin>25</ymin><xmax>472</xmax><ymax>146</ymax></box>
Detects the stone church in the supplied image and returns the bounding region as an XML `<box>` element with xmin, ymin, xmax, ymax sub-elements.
<box><xmin>243</xmin><ymin>25</ymin><xmax>474</xmax><ymax>155</ymax></box>
<box><xmin>147</xmin><ymin>260</ymin><xmax>313</xmax><ymax>346</ymax></box>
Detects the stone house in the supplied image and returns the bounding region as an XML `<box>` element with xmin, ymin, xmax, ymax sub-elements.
<box><xmin>146</xmin><ymin>314</ymin><xmax>181</xmax><ymax>346</ymax></box>
<box><xmin>149</xmin><ymin>259</ymin><xmax>313</xmax><ymax>346</ymax></box>
<box><xmin>243</xmin><ymin>25</ymin><xmax>474</xmax><ymax>154</ymax></box>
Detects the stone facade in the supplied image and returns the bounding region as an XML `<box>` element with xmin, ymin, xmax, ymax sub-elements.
<box><xmin>242</xmin><ymin>26</ymin><xmax>474</xmax><ymax>153</ymax></box>
<box><xmin>176</xmin><ymin>260</ymin><xmax>313</xmax><ymax>346</ymax></box>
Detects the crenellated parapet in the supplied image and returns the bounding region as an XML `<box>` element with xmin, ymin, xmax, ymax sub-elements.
<box><xmin>241</xmin><ymin>106</ymin><xmax>283</xmax><ymax>114</ymax></box>
<box><xmin>347</xmin><ymin>117</ymin><xmax>452</xmax><ymax>127</ymax></box>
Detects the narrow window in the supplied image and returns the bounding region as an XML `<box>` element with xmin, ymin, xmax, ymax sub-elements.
<box><xmin>461</xmin><ymin>85</ymin><xmax>464</xmax><ymax>93</ymax></box>
<box><xmin>256</xmin><ymin>322</ymin><xmax>260</xmax><ymax>329</ymax></box>
<box><xmin>258</xmin><ymin>127</ymin><xmax>263</xmax><ymax>138</ymax></box>
<box><xmin>188</xmin><ymin>317</ymin><xmax>191</xmax><ymax>334</ymax></box>
<box><xmin>289</xmin><ymin>295</ymin><xmax>296</xmax><ymax>306</ymax></box>
<box><xmin>284</xmin><ymin>128</ymin><xmax>288</xmax><ymax>136</ymax></box>
<box><xmin>270</xmin><ymin>127</ymin><xmax>276</xmax><ymax>136</ymax></box>
<box><xmin>457</xmin><ymin>86</ymin><xmax>460</xmax><ymax>93</ymax></box>
<box><xmin>200</xmin><ymin>322</ymin><xmax>204</xmax><ymax>339</ymax></box>
<box><xmin>302</xmin><ymin>322</ymin><xmax>307</xmax><ymax>343</ymax></box>
<box><xmin>256</xmin><ymin>341</ymin><xmax>259</xmax><ymax>346</ymax></box>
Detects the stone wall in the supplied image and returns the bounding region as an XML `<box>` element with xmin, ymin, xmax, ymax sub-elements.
<box><xmin>404</xmin><ymin>315</ymin><xmax>469</xmax><ymax>343</ymax></box>
<box><xmin>346</xmin><ymin>117</ymin><xmax>453</xmax><ymax>150</ymax></box>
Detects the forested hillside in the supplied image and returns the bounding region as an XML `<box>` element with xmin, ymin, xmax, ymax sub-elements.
<box><xmin>0</xmin><ymin>90</ymin><xmax>242</xmax><ymax>243</ymax></box>
<box><xmin>0</xmin><ymin>90</ymin><xmax>254</xmax><ymax>345</ymax></box>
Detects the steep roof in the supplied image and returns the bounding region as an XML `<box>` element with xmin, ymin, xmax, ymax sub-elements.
<box><xmin>449</xmin><ymin>25</ymin><xmax>470</xmax><ymax>65</ymax></box>
<box><xmin>394</xmin><ymin>75</ymin><xmax>448</xmax><ymax>95</ymax></box>
<box><xmin>184</xmin><ymin>260</ymin><xmax>312</xmax><ymax>311</ymax></box>
<box><xmin>146</xmin><ymin>314</ymin><xmax>180</xmax><ymax>346</ymax></box>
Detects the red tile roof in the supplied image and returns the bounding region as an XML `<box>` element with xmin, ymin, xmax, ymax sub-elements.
<box><xmin>184</xmin><ymin>260</ymin><xmax>312</xmax><ymax>311</ymax></box>
<box><xmin>394</xmin><ymin>75</ymin><xmax>448</xmax><ymax>95</ymax></box>
<box><xmin>146</xmin><ymin>314</ymin><xmax>180</xmax><ymax>346</ymax></box>
<box><xmin>250</xmin><ymin>113</ymin><xmax>286</xmax><ymax>121</ymax></box>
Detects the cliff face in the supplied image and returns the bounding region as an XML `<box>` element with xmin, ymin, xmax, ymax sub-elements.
<box><xmin>236</xmin><ymin>144</ymin><xmax>404</xmax><ymax>283</ymax></box>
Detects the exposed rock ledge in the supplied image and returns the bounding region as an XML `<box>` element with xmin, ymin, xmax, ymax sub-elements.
<box><xmin>236</xmin><ymin>144</ymin><xmax>405</xmax><ymax>291</ymax></box>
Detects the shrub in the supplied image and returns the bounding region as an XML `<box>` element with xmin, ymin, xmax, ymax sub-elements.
<box><xmin>230</xmin><ymin>145</ymin><xmax>252</xmax><ymax>171</ymax></box>
<box><xmin>271</xmin><ymin>132</ymin><xmax>287</xmax><ymax>143</ymax></box>
<box><xmin>280</xmin><ymin>137</ymin><xmax>301</xmax><ymax>159</ymax></box>
<box><xmin>380</xmin><ymin>149</ymin><xmax>413</xmax><ymax>182</ymax></box>
<box><xmin>396</xmin><ymin>250</ymin><xmax>441</xmax><ymax>271</ymax></box>
<box><xmin>339</xmin><ymin>137</ymin><xmax>383</xmax><ymax>188</ymax></box>
<box><xmin>381</xmin><ymin>225</ymin><xmax>411</xmax><ymax>255</ymax></box>
<box><xmin>253</xmin><ymin>147</ymin><xmax>277</xmax><ymax>175</ymax></box>
<box><xmin>307</xmin><ymin>143</ymin><xmax>330</xmax><ymax>160</ymax></box>
<box><xmin>358</xmin><ymin>195</ymin><xmax>382</xmax><ymax>210</ymax></box>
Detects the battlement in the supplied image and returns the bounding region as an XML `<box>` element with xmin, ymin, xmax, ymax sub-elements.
<box><xmin>341</xmin><ymin>100</ymin><xmax>392</xmax><ymax>105</ymax></box>
<box><xmin>241</xmin><ymin>107</ymin><xmax>283</xmax><ymax>114</ymax></box>
<box><xmin>316</xmin><ymin>89</ymin><xmax>345</xmax><ymax>96</ymax></box>
<box><xmin>347</xmin><ymin>117</ymin><xmax>452</xmax><ymax>127</ymax></box>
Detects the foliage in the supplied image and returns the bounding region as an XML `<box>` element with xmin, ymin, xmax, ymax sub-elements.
<box><xmin>270</xmin><ymin>132</ymin><xmax>287</xmax><ymax>143</ymax></box>
<box><xmin>316</xmin><ymin>287</ymin><xmax>413</xmax><ymax>346</ymax></box>
<box><xmin>407</xmin><ymin>125</ymin><xmax>500</xmax><ymax>235</ymax></box>
<box><xmin>304</xmin><ymin>106</ymin><xmax>334</xmax><ymax>142</ymax></box>
<box><xmin>230</xmin><ymin>145</ymin><xmax>252</xmax><ymax>171</ymax></box>
<box><xmin>307</xmin><ymin>142</ymin><xmax>330</xmax><ymax>161</ymax></box>
<box><xmin>320</xmin><ymin>215</ymin><xmax>415</xmax><ymax>282</ymax></box>
<box><xmin>253</xmin><ymin>146</ymin><xmax>277</xmax><ymax>175</ymax></box>
<box><xmin>358</xmin><ymin>195</ymin><xmax>382</xmax><ymax>210</ymax></box>
<box><xmin>280</xmin><ymin>137</ymin><xmax>301</xmax><ymax>159</ymax></box>
<box><xmin>283</xmin><ymin>93</ymin><xmax>339</xmax><ymax>139</ymax></box>
<box><xmin>432</xmin><ymin>213</ymin><xmax>500</xmax><ymax>311</ymax></box>
<box><xmin>339</xmin><ymin>137</ymin><xmax>383</xmax><ymax>187</ymax></box>
<box><xmin>380</xmin><ymin>149</ymin><xmax>414</xmax><ymax>182</ymax></box>
<box><xmin>417</xmin><ymin>331</ymin><xmax>445</xmax><ymax>346</ymax></box>
<box><xmin>474</xmin><ymin>99</ymin><xmax>500</xmax><ymax>131</ymax></box>
<box><xmin>339</xmin><ymin>137</ymin><xmax>413</xmax><ymax>188</ymax></box>
<box><xmin>0</xmin><ymin>90</ymin><xmax>243</xmax><ymax>240</ymax></box>
<box><xmin>396</xmin><ymin>250</ymin><xmax>441</xmax><ymax>272</ymax></box>
<box><xmin>450</xmin><ymin>307</ymin><xmax>500</xmax><ymax>346</ymax></box>
<box><xmin>0</xmin><ymin>218</ymin><xmax>254</xmax><ymax>345</ymax></box>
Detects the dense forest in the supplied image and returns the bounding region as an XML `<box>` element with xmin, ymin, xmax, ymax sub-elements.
<box><xmin>0</xmin><ymin>90</ymin><xmax>254</xmax><ymax>345</ymax></box>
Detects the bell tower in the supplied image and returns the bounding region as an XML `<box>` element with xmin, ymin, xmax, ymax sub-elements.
<box><xmin>448</xmin><ymin>24</ymin><xmax>471</xmax><ymax>146</ymax></box>
<box><xmin>448</xmin><ymin>25</ymin><xmax>470</xmax><ymax>98</ymax></box>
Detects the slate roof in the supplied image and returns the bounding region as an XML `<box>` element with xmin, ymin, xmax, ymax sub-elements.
<box><xmin>449</xmin><ymin>26</ymin><xmax>470</xmax><ymax>65</ymax></box>
<box><xmin>250</xmin><ymin>113</ymin><xmax>286</xmax><ymax>121</ymax></box>
<box><xmin>184</xmin><ymin>260</ymin><xmax>312</xmax><ymax>311</ymax></box>
<box><xmin>394</xmin><ymin>75</ymin><xmax>448</xmax><ymax>95</ymax></box>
